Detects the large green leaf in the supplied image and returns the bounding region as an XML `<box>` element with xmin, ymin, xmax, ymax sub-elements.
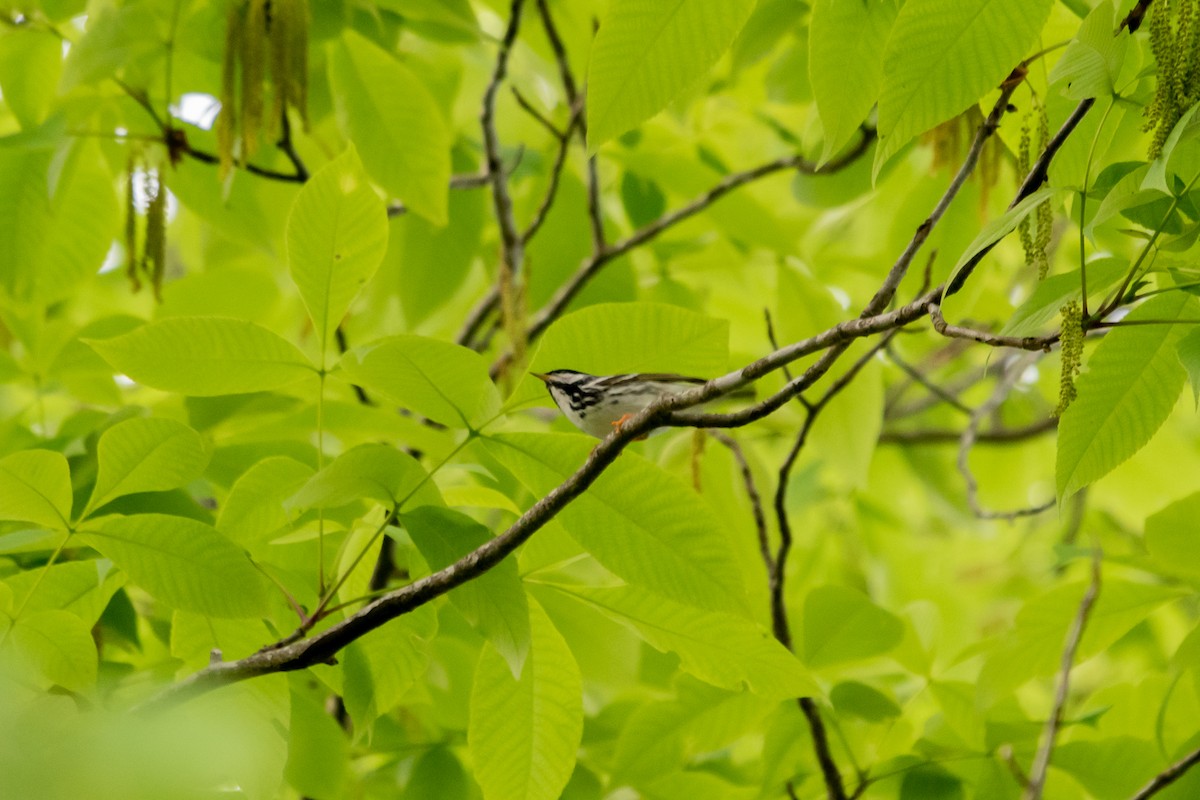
<box><xmin>0</xmin><ymin>450</ymin><xmax>73</xmax><ymax>529</ymax></box>
<box><xmin>1048</xmin><ymin>1</ymin><xmax>1127</xmax><ymax>100</ymax></box>
<box><xmin>612</xmin><ymin>679</ymin><xmax>773</xmax><ymax>785</ymax></box>
<box><xmin>342</xmin><ymin>605</ymin><xmax>437</xmax><ymax>728</ymax></box>
<box><xmin>217</xmin><ymin>457</ymin><xmax>315</xmax><ymax>554</ymax></box>
<box><xmin>943</xmin><ymin>187</ymin><xmax>1059</xmax><ymax>296</ymax></box>
<box><xmin>4</xmin><ymin>561</ymin><xmax>125</xmax><ymax>625</ymax></box>
<box><xmin>1145</xmin><ymin>491</ymin><xmax>1200</xmax><ymax>578</ymax></box>
<box><xmin>802</xmin><ymin>585</ymin><xmax>905</xmax><ymax>668</ymax></box>
<box><xmin>84</xmin><ymin>417</ymin><xmax>210</xmax><ymax>518</ymax></box>
<box><xmin>286</xmin><ymin>443</ymin><xmax>442</xmax><ymax>512</ymax></box>
<box><xmin>1057</xmin><ymin>292</ymin><xmax>1200</xmax><ymax>499</ymax></box>
<box><xmin>338</xmin><ymin>335</ymin><xmax>501</xmax><ymax>429</ymax></box>
<box><xmin>875</xmin><ymin>0</ymin><xmax>1054</xmax><ymax>177</ymax></box>
<box><xmin>979</xmin><ymin>578</ymin><xmax>1182</xmax><ymax>695</ymax></box>
<box><xmin>0</xmin><ymin>142</ymin><xmax>118</xmax><ymax>305</ymax></box>
<box><xmin>510</xmin><ymin>302</ymin><xmax>730</xmax><ymax>411</ymax></box>
<box><xmin>999</xmin><ymin>258</ymin><xmax>1128</xmax><ymax>337</ymax></box>
<box><xmin>328</xmin><ymin>30</ymin><xmax>451</xmax><ymax>224</ymax></box>
<box><xmin>544</xmin><ymin>581</ymin><xmax>814</xmax><ymax>699</ymax></box>
<box><xmin>0</xmin><ymin>28</ymin><xmax>62</xmax><ymax>129</ymax></box>
<box><xmin>8</xmin><ymin>610</ymin><xmax>97</xmax><ymax>692</ymax></box>
<box><xmin>86</xmin><ymin>317</ymin><xmax>315</xmax><ymax>396</ymax></box>
<box><xmin>403</xmin><ymin>506</ymin><xmax>530</xmax><ymax>677</ymax></box>
<box><xmin>586</xmin><ymin>0</ymin><xmax>757</xmax><ymax>150</ymax></box>
<box><xmin>481</xmin><ymin>433</ymin><xmax>747</xmax><ymax>614</ymax></box>
<box><xmin>287</xmin><ymin>147</ymin><xmax>389</xmax><ymax>364</ymax></box>
<box><xmin>80</xmin><ymin>514</ymin><xmax>268</xmax><ymax>618</ymax></box>
<box><xmin>809</xmin><ymin>0</ymin><xmax>898</xmax><ymax>163</ymax></box>
<box><xmin>469</xmin><ymin>598</ymin><xmax>582</xmax><ymax>800</ymax></box>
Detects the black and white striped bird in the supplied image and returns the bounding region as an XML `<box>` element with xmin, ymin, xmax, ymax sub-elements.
<box><xmin>533</xmin><ymin>370</ymin><xmax>708</xmax><ymax>438</ymax></box>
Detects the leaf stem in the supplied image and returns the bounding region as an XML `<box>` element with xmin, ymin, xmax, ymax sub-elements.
<box><xmin>1079</xmin><ymin>97</ymin><xmax>1116</xmax><ymax>318</ymax></box>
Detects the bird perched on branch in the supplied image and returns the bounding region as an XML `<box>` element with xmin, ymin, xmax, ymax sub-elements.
<box><xmin>533</xmin><ymin>369</ymin><xmax>711</xmax><ymax>438</ymax></box>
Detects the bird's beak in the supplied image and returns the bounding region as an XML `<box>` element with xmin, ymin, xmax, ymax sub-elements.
<box><xmin>531</xmin><ymin>372</ymin><xmax>550</xmax><ymax>383</ymax></box>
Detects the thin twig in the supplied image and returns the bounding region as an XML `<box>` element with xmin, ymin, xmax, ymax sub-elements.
<box><xmin>930</xmin><ymin>304</ymin><xmax>1057</xmax><ymax>351</ymax></box>
<box><xmin>276</xmin><ymin>110</ymin><xmax>309</xmax><ymax>182</ymax></box>
<box><xmin>521</xmin><ymin>109</ymin><xmax>581</xmax><ymax>244</ymax></box>
<box><xmin>957</xmin><ymin>352</ymin><xmax>1056</xmax><ymax>520</ymax></box>
<box><xmin>946</xmin><ymin>98</ymin><xmax>1096</xmax><ymax>297</ymax></box>
<box><xmin>388</xmin><ymin>171</ymin><xmax>495</xmax><ymax>218</ymax></box>
<box><xmin>511</xmin><ymin>86</ymin><xmax>565</xmax><ymax>139</ymax></box>
<box><xmin>1022</xmin><ymin>548</ymin><xmax>1103</xmax><ymax>800</ymax></box>
<box><xmin>481</xmin><ymin>0</ymin><xmax>527</xmax><ymax>282</ymax></box>
<box><xmin>710</xmin><ymin>432</ymin><xmax>773</xmax><ymax>578</ymax></box>
<box><xmin>1130</xmin><ymin>744</ymin><xmax>1200</xmax><ymax>800</ymax></box>
<box><xmin>879</xmin><ymin>418</ymin><xmax>1057</xmax><ymax>445</ymax></box>
<box><xmin>770</xmin><ymin>337</ymin><xmax>893</xmax><ymax>800</ymax></box>
<box><xmin>526</xmin><ymin>132</ymin><xmax>876</xmax><ymax>343</ymax></box>
<box><xmin>884</xmin><ymin>344</ymin><xmax>974</xmax><ymax>416</ymax></box>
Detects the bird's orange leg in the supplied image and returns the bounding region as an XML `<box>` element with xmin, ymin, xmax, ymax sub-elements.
<box><xmin>612</xmin><ymin>413</ymin><xmax>648</xmax><ymax>441</ymax></box>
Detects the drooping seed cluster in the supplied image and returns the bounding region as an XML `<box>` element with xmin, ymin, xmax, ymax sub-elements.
<box><xmin>1057</xmin><ymin>300</ymin><xmax>1084</xmax><ymax>416</ymax></box>
<box><xmin>1144</xmin><ymin>0</ymin><xmax>1200</xmax><ymax>159</ymax></box>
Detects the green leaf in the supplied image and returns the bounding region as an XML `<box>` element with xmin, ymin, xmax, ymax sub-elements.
<box><xmin>406</xmin><ymin>747</ymin><xmax>469</xmax><ymax>800</ymax></box>
<box><xmin>809</xmin><ymin>0</ymin><xmax>898</xmax><ymax>163</ymax></box>
<box><xmin>612</xmin><ymin>679</ymin><xmax>773</xmax><ymax>785</ymax></box>
<box><xmin>80</xmin><ymin>514</ymin><xmax>268</xmax><ymax>618</ymax></box>
<box><xmin>217</xmin><ymin>457</ymin><xmax>315</xmax><ymax>554</ymax></box>
<box><xmin>481</xmin><ymin>433</ymin><xmax>748</xmax><ymax>614</ymax></box>
<box><xmin>4</xmin><ymin>560</ymin><xmax>125</xmax><ymax>625</ymax></box>
<box><xmin>999</xmin><ymin>258</ymin><xmax>1128</xmax><ymax>337</ymax></box>
<box><xmin>287</xmin><ymin>147</ymin><xmax>389</xmax><ymax>362</ymax></box>
<box><xmin>875</xmin><ymin>0</ymin><xmax>1054</xmax><ymax>177</ymax></box>
<box><xmin>943</xmin><ymin>187</ymin><xmax>1059</xmax><ymax>297</ymax></box>
<box><xmin>0</xmin><ymin>450</ymin><xmax>73</xmax><ymax>529</ymax></box>
<box><xmin>286</xmin><ymin>443</ymin><xmax>442</xmax><ymax>511</ymax></box>
<box><xmin>338</xmin><ymin>335</ymin><xmax>501</xmax><ymax>429</ymax></box>
<box><xmin>0</xmin><ymin>143</ymin><xmax>118</xmax><ymax>305</ymax></box>
<box><xmin>8</xmin><ymin>610</ymin><xmax>97</xmax><ymax>692</ymax></box>
<box><xmin>85</xmin><ymin>418</ymin><xmax>210</xmax><ymax>518</ymax></box>
<box><xmin>1146</xmin><ymin>491</ymin><xmax>1200</xmax><ymax>578</ymax></box>
<box><xmin>511</xmin><ymin>302</ymin><xmax>729</xmax><ymax>412</ymax></box>
<box><xmin>469</xmin><ymin>598</ymin><xmax>582</xmax><ymax>800</ymax></box>
<box><xmin>802</xmin><ymin>585</ymin><xmax>904</xmax><ymax>668</ymax></box>
<box><xmin>544</xmin><ymin>581</ymin><xmax>814</xmax><ymax>699</ymax></box>
<box><xmin>586</xmin><ymin>0</ymin><xmax>758</xmax><ymax>150</ymax></box>
<box><xmin>1054</xmin><ymin>737</ymin><xmax>1162</xmax><ymax>800</ymax></box>
<box><xmin>403</xmin><ymin>506</ymin><xmax>530</xmax><ymax>677</ymax></box>
<box><xmin>285</xmin><ymin>687</ymin><xmax>349</xmax><ymax>799</ymax></box>
<box><xmin>1179</xmin><ymin>328</ymin><xmax>1200</xmax><ymax>407</ymax></box>
<box><xmin>0</xmin><ymin>28</ymin><xmax>63</xmax><ymax>129</ymax></box>
<box><xmin>86</xmin><ymin>317</ymin><xmax>314</xmax><ymax>396</ymax></box>
<box><xmin>979</xmin><ymin>579</ymin><xmax>1182</xmax><ymax>695</ymax></box>
<box><xmin>1057</xmin><ymin>292</ymin><xmax>1200</xmax><ymax>499</ymax></box>
<box><xmin>341</xmin><ymin>606</ymin><xmax>437</xmax><ymax>728</ymax></box>
<box><xmin>328</xmin><ymin>30</ymin><xmax>451</xmax><ymax>224</ymax></box>
<box><xmin>1048</xmin><ymin>1</ymin><xmax>1127</xmax><ymax>100</ymax></box>
<box><xmin>830</xmin><ymin>681</ymin><xmax>903</xmax><ymax>723</ymax></box>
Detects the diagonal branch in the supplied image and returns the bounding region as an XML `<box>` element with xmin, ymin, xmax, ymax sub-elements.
<box><xmin>1130</xmin><ymin>744</ymin><xmax>1200</xmax><ymax>800</ymax></box>
<box><xmin>1022</xmin><ymin>548</ymin><xmax>1103</xmax><ymax>800</ymax></box>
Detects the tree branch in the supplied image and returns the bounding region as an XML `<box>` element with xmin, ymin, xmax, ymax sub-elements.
<box><xmin>956</xmin><ymin>353</ymin><xmax>1056</xmax><ymax>520</ymax></box>
<box><xmin>879</xmin><ymin>418</ymin><xmax>1057</xmax><ymax>445</ymax></box>
<box><xmin>1130</xmin><ymin>745</ymin><xmax>1200</xmax><ymax>800</ymax></box>
<box><xmin>1022</xmin><ymin>548</ymin><xmax>1103</xmax><ymax>800</ymax></box>
<box><xmin>930</xmin><ymin>305</ymin><xmax>1057</xmax><ymax>351</ymax></box>
<box><xmin>945</xmin><ymin>98</ymin><xmax>1096</xmax><ymax>297</ymax></box>
<box><xmin>709</xmin><ymin>431</ymin><xmax>774</xmax><ymax>578</ymax></box>
<box><xmin>481</xmin><ymin>0</ymin><xmax>528</xmax><ymax>285</ymax></box>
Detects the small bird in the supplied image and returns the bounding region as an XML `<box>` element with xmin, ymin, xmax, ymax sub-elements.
<box><xmin>533</xmin><ymin>369</ymin><xmax>709</xmax><ymax>438</ymax></box>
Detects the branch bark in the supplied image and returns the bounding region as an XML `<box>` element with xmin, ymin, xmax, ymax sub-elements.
<box><xmin>1022</xmin><ymin>549</ymin><xmax>1103</xmax><ymax>800</ymax></box>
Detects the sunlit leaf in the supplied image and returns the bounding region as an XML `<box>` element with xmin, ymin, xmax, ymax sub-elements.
<box><xmin>0</xmin><ymin>450</ymin><xmax>73</xmax><ymax>529</ymax></box>
<box><xmin>80</xmin><ymin>514</ymin><xmax>268</xmax><ymax>618</ymax></box>
<box><xmin>587</xmin><ymin>0</ymin><xmax>757</xmax><ymax>150</ymax></box>
<box><xmin>85</xmin><ymin>417</ymin><xmax>209</xmax><ymax>517</ymax></box>
<box><xmin>802</xmin><ymin>585</ymin><xmax>904</xmax><ymax>668</ymax></box>
<box><xmin>86</xmin><ymin>317</ymin><xmax>315</xmax><ymax>396</ymax></box>
<box><xmin>469</xmin><ymin>599</ymin><xmax>582</xmax><ymax>800</ymax></box>
<box><xmin>1057</xmin><ymin>292</ymin><xmax>1199</xmax><ymax>499</ymax></box>
<box><xmin>287</xmin><ymin>146</ymin><xmax>389</xmax><ymax>361</ymax></box>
